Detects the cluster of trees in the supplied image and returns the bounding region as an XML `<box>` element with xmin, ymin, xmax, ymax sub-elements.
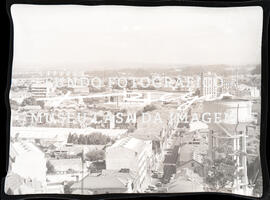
<box><xmin>46</xmin><ymin>160</ymin><xmax>55</xmax><ymax>174</ymax></box>
<box><xmin>67</xmin><ymin>132</ymin><xmax>114</xmax><ymax>145</ymax></box>
<box><xmin>21</xmin><ymin>97</ymin><xmax>45</xmax><ymax>108</ymax></box>
<box><xmin>136</xmin><ymin>104</ymin><xmax>157</xmax><ymax>118</ymax></box>
<box><xmin>85</xmin><ymin>150</ymin><xmax>105</xmax><ymax>161</ymax></box>
<box><xmin>204</xmin><ymin>157</ymin><xmax>236</xmax><ymax>191</ymax></box>
<box><xmin>143</xmin><ymin>104</ymin><xmax>157</xmax><ymax>112</ymax></box>
<box><xmin>9</xmin><ymin>99</ymin><xmax>19</xmax><ymax>110</ymax></box>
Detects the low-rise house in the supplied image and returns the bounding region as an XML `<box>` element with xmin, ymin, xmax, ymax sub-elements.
<box><xmin>70</xmin><ymin>169</ymin><xmax>138</xmax><ymax>194</ymax></box>
<box><xmin>167</xmin><ymin>168</ymin><xmax>204</xmax><ymax>193</ymax></box>
<box><xmin>178</xmin><ymin>144</ymin><xmax>207</xmax><ymax>177</ymax></box>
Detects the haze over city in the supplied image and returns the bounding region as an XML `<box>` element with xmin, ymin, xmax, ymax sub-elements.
<box><xmin>11</xmin><ymin>5</ymin><xmax>262</xmax><ymax>71</ymax></box>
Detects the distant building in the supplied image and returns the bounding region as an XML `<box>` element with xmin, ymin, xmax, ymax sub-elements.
<box><xmin>105</xmin><ymin>137</ymin><xmax>152</xmax><ymax>191</ymax></box>
<box><xmin>200</xmin><ymin>72</ymin><xmax>222</xmax><ymax>98</ymax></box>
<box><xmin>30</xmin><ymin>83</ymin><xmax>54</xmax><ymax>99</ymax></box>
<box><xmin>222</xmin><ymin>77</ymin><xmax>237</xmax><ymax>95</ymax></box>
<box><xmin>73</xmin><ymin>86</ymin><xmax>89</xmax><ymax>95</ymax></box>
<box><xmin>237</xmin><ymin>84</ymin><xmax>260</xmax><ymax>98</ymax></box>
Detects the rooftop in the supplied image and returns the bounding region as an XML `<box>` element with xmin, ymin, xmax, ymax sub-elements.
<box><xmin>10</xmin><ymin>142</ymin><xmax>44</xmax><ymax>158</ymax></box>
<box><xmin>109</xmin><ymin>137</ymin><xmax>147</xmax><ymax>154</ymax></box>
<box><xmin>167</xmin><ymin>168</ymin><xmax>204</xmax><ymax>193</ymax></box>
<box><xmin>49</xmin><ymin>158</ymin><xmax>83</xmax><ymax>172</ymax></box>
<box><xmin>71</xmin><ymin>169</ymin><xmax>136</xmax><ymax>191</ymax></box>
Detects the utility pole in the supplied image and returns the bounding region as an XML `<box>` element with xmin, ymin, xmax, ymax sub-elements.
<box><xmin>81</xmin><ymin>147</ymin><xmax>84</xmax><ymax>194</ymax></box>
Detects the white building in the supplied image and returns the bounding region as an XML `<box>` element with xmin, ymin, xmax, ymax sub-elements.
<box><xmin>200</xmin><ymin>72</ymin><xmax>222</xmax><ymax>98</ymax></box>
<box><xmin>8</xmin><ymin>141</ymin><xmax>47</xmax><ymax>191</ymax></box>
<box><xmin>105</xmin><ymin>137</ymin><xmax>152</xmax><ymax>191</ymax></box>
<box><xmin>30</xmin><ymin>83</ymin><xmax>48</xmax><ymax>98</ymax></box>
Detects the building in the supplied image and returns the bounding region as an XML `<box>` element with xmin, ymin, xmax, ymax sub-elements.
<box><xmin>73</xmin><ymin>86</ymin><xmax>89</xmax><ymax>95</ymax></box>
<box><xmin>8</xmin><ymin>141</ymin><xmax>47</xmax><ymax>191</ymax></box>
<box><xmin>222</xmin><ymin>77</ymin><xmax>237</xmax><ymax>95</ymax></box>
<box><xmin>237</xmin><ymin>84</ymin><xmax>260</xmax><ymax>98</ymax></box>
<box><xmin>202</xmin><ymin>97</ymin><xmax>253</xmax><ymax>124</ymax></box>
<box><xmin>105</xmin><ymin>137</ymin><xmax>152</xmax><ymax>191</ymax></box>
<box><xmin>70</xmin><ymin>169</ymin><xmax>138</xmax><ymax>194</ymax></box>
<box><xmin>130</xmin><ymin>133</ymin><xmax>165</xmax><ymax>173</ymax></box>
<box><xmin>167</xmin><ymin>168</ymin><xmax>204</xmax><ymax>193</ymax></box>
<box><xmin>29</xmin><ymin>83</ymin><xmax>48</xmax><ymax>98</ymax></box>
<box><xmin>200</xmin><ymin>72</ymin><xmax>222</xmax><ymax>98</ymax></box>
<box><xmin>178</xmin><ymin>147</ymin><xmax>205</xmax><ymax>177</ymax></box>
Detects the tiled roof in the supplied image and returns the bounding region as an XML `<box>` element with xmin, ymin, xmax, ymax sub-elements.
<box><xmin>71</xmin><ymin>170</ymin><xmax>135</xmax><ymax>191</ymax></box>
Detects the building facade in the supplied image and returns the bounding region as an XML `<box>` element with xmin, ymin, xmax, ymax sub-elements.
<box><xmin>105</xmin><ymin>137</ymin><xmax>152</xmax><ymax>191</ymax></box>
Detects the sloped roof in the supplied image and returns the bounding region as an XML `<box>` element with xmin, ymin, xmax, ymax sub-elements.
<box><xmin>4</xmin><ymin>173</ymin><xmax>24</xmax><ymax>194</ymax></box>
<box><xmin>49</xmin><ymin>158</ymin><xmax>82</xmax><ymax>172</ymax></box>
<box><xmin>168</xmin><ymin>179</ymin><xmax>204</xmax><ymax>193</ymax></box>
<box><xmin>108</xmin><ymin>136</ymin><xmax>146</xmax><ymax>154</ymax></box>
<box><xmin>71</xmin><ymin>170</ymin><xmax>135</xmax><ymax>191</ymax></box>
<box><xmin>130</xmin><ymin>132</ymin><xmax>161</xmax><ymax>141</ymax></box>
<box><xmin>168</xmin><ymin>169</ymin><xmax>204</xmax><ymax>193</ymax></box>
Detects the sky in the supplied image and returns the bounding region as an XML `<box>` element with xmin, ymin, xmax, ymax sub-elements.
<box><xmin>11</xmin><ymin>5</ymin><xmax>263</xmax><ymax>71</ymax></box>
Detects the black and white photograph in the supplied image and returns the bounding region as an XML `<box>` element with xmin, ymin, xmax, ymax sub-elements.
<box><xmin>4</xmin><ymin>5</ymin><xmax>263</xmax><ymax>197</ymax></box>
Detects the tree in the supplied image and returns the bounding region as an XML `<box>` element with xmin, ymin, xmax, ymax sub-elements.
<box><xmin>21</xmin><ymin>97</ymin><xmax>37</xmax><ymax>106</ymax></box>
<box><xmin>36</xmin><ymin>100</ymin><xmax>45</xmax><ymax>109</ymax></box>
<box><xmin>85</xmin><ymin>150</ymin><xmax>105</xmax><ymax>161</ymax></box>
<box><xmin>46</xmin><ymin>161</ymin><xmax>55</xmax><ymax>174</ymax></box>
<box><xmin>143</xmin><ymin>104</ymin><xmax>157</xmax><ymax>112</ymax></box>
<box><xmin>204</xmin><ymin>157</ymin><xmax>236</xmax><ymax>191</ymax></box>
<box><xmin>67</xmin><ymin>133</ymin><xmax>73</xmax><ymax>143</ymax></box>
<box><xmin>127</xmin><ymin>125</ymin><xmax>136</xmax><ymax>133</ymax></box>
<box><xmin>66</xmin><ymin>133</ymin><xmax>113</xmax><ymax>145</ymax></box>
<box><xmin>9</xmin><ymin>99</ymin><xmax>19</xmax><ymax>110</ymax></box>
<box><xmin>64</xmin><ymin>181</ymin><xmax>75</xmax><ymax>194</ymax></box>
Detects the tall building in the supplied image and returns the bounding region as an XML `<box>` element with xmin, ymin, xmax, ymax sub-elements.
<box><xmin>200</xmin><ymin>72</ymin><xmax>222</xmax><ymax>98</ymax></box>
<box><xmin>105</xmin><ymin>137</ymin><xmax>152</xmax><ymax>191</ymax></box>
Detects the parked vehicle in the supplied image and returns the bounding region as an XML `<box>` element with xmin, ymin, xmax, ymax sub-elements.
<box><xmin>155</xmin><ymin>182</ymin><xmax>162</xmax><ymax>187</ymax></box>
<box><xmin>144</xmin><ymin>189</ymin><xmax>152</xmax><ymax>193</ymax></box>
<box><xmin>148</xmin><ymin>185</ymin><xmax>158</xmax><ymax>191</ymax></box>
<box><xmin>157</xmin><ymin>187</ymin><xmax>168</xmax><ymax>193</ymax></box>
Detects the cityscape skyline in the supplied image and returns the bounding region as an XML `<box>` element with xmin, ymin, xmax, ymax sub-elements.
<box><xmin>5</xmin><ymin>4</ymin><xmax>262</xmax><ymax>197</ymax></box>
